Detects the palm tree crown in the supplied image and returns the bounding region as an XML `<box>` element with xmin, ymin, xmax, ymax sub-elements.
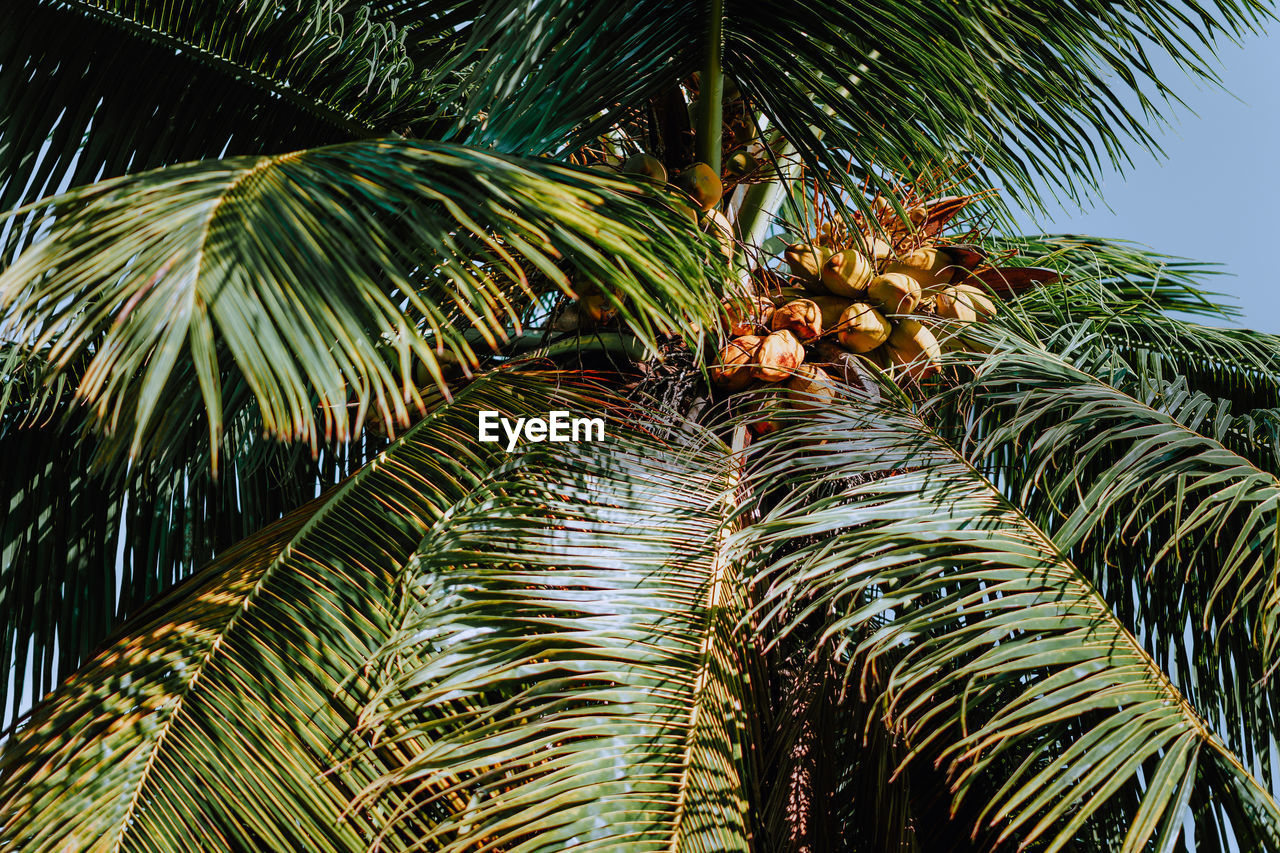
<box><xmin>1</xmin><ymin>1</ymin><xmax>1279</xmax><ymax>850</ymax></box>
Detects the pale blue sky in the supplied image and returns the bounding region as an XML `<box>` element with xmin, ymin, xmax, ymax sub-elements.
<box><xmin>1013</xmin><ymin>28</ymin><xmax>1280</xmax><ymax>332</ymax></box>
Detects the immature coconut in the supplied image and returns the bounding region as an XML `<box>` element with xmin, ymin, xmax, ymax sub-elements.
<box><xmin>579</xmin><ymin>286</ymin><xmax>619</xmax><ymax>325</ymax></box>
<box><xmin>744</xmin><ymin>389</ymin><xmax>786</xmax><ymax>435</ymax></box>
<box><xmin>867</xmin><ymin>272</ymin><xmax>922</xmax><ymax>315</ymax></box>
<box><xmin>711</xmin><ymin>335</ymin><xmax>762</xmax><ymax>390</ymax></box>
<box><xmin>952</xmin><ymin>283</ymin><xmax>997</xmax><ymax>318</ymax></box>
<box><xmin>820</xmin><ymin>250</ymin><xmax>874</xmax><ymax>297</ymax></box>
<box><xmin>703</xmin><ymin>208</ymin><xmax>735</xmax><ymax>261</ymax></box>
<box><xmin>811</xmin><ymin>295</ymin><xmax>855</xmax><ymax>331</ymax></box>
<box><xmin>724</xmin><ymin>148</ymin><xmax>759</xmax><ymax>180</ymax></box>
<box><xmin>771</xmin><ymin>298</ymin><xmax>822</xmax><ymax>341</ymax></box>
<box><xmin>621</xmin><ymin>152</ymin><xmax>668</xmax><ymax>184</ymax></box>
<box><xmin>786</xmin><ymin>364</ymin><xmax>838</xmax><ymax>411</ymax></box>
<box><xmin>934</xmin><ymin>285</ymin><xmax>982</xmax><ymax>323</ymax></box>
<box><xmin>674</xmin><ymin>162</ymin><xmax>723</xmax><ymax>212</ymax></box>
<box><xmin>886</xmin><ymin>319</ymin><xmax>942</xmax><ymax>380</ymax></box>
<box><xmin>721</xmin><ymin>296</ymin><xmax>774</xmax><ymax>336</ymax></box>
<box><xmin>885</xmin><ymin>247</ymin><xmax>955</xmax><ymax>290</ymax></box>
<box><xmin>751</xmin><ymin>330</ymin><xmax>805</xmax><ymax>382</ymax></box>
<box><xmin>784</xmin><ymin>243</ymin><xmax>831</xmax><ymax>285</ymax></box>
<box><xmin>836</xmin><ymin>302</ymin><xmax>891</xmax><ymax>353</ymax></box>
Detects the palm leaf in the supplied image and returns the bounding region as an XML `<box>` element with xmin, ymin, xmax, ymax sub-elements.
<box><xmin>936</xmin><ymin>341</ymin><xmax>1280</xmax><ymax>797</ymax></box>
<box><xmin>741</xmin><ymin>395</ymin><xmax>1280</xmax><ymax>851</ymax></box>
<box><xmin>352</xmin><ymin>419</ymin><xmax>754</xmax><ymax>851</ymax></box>
<box><xmin>0</xmin><ymin>370</ymin><xmax>587</xmax><ymax>852</ymax></box>
<box><xmin>0</xmin><ymin>141</ymin><xmax>722</xmax><ymax>461</ymax></box>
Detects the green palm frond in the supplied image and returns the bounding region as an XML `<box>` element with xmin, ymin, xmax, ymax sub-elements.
<box><xmin>0</xmin><ymin>141</ymin><xmax>722</xmax><ymax>461</ymax></box>
<box><xmin>353</xmin><ymin>420</ymin><xmax>753</xmax><ymax>851</ymax></box>
<box><xmin>0</xmin><ymin>349</ymin><xmax>387</xmax><ymax>730</ymax></box>
<box><xmin>0</xmin><ymin>371</ymin><xmax>585</xmax><ymax>853</ymax></box>
<box><xmin>936</xmin><ymin>342</ymin><xmax>1280</xmax><ymax>794</ymax></box>
<box><xmin>741</xmin><ymin>396</ymin><xmax>1280</xmax><ymax>851</ymax></box>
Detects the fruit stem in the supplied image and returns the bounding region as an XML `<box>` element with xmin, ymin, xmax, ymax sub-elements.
<box><xmin>695</xmin><ymin>0</ymin><xmax>724</xmax><ymax>175</ymax></box>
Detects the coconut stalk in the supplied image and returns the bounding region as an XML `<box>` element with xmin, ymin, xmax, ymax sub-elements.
<box><xmin>696</xmin><ymin>0</ymin><xmax>725</xmax><ymax>177</ymax></box>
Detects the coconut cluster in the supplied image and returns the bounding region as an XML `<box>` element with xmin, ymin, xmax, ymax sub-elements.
<box><xmin>712</xmin><ymin>196</ymin><xmax>1002</xmax><ymax>433</ymax></box>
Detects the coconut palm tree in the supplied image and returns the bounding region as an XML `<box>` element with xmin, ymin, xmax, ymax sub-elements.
<box><xmin>2</xmin><ymin>0</ymin><xmax>1280</xmax><ymax>850</ymax></box>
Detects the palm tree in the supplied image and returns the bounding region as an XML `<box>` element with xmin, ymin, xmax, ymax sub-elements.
<box><xmin>2</xmin><ymin>0</ymin><xmax>1279</xmax><ymax>849</ymax></box>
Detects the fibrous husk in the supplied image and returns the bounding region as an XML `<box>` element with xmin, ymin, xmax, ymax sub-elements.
<box><xmin>836</xmin><ymin>302</ymin><xmax>891</xmax><ymax>353</ymax></box>
<box><xmin>784</xmin><ymin>243</ymin><xmax>831</xmax><ymax>285</ymax></box>
<box><xmin>886</xmin><ymin>319</ymin><xmax>942</xmax><ymax>380</ymax></box>
<box><xmin>621</xmin><ymin>152</ymin><xmax>667</xmax><ymax>184</ymax></box>
<box><xmin>934</xmin><ymin>283</ymin><xmax>998</xmax><ymax>323</ymax></box>
<box><xmin>867</xmin><ymin>272</ymin><xmax>922</xmax><ymax>314</ymax></box>
<box><xmin>786</xmin><ymin>364</ymin><xmax>837</xmax><ymax>410</ymax></box>
<box><xmin>821</xmin><ymin>250</ymin><xmax>874</xmax><ymax>297</ymax></box>
<box><xmin>751</xmin><ymin>329</ymin><xmax>804</xmax><ymax>382</ymax></box>
<box><xmin>674</xmin><ymin>162</ymin><xmax>723</xmax><ymax>211</ymax></box>
<box><xmin>952</xmin><ymin>283</ymin><xmax>997</xmax><ymax>317</ymax></box>
<box><xmin>885</xmin><ymin>247</ymin><xmax>954</xmax><ymax>290</ymax></box>
<box><xmin>771</xmin><ymin>298</ymin><xmax>822</xmax><ymax>341</ymax></box>
<box><xmin>722</xmin><ymin>296</ymin><xmax>775</xmax><ymax>336</ymax></box>
<box><xmin>711</xmin><ymin>335</ymin><xmax>762</xmax><ymax>390</ymax></box>
<box><xmin>703</xmin><ymin>208</ymin><xmax>735</xmax><ymax>261</ymax></box>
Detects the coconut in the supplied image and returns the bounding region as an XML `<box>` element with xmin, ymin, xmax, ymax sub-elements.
<box><xmin>952</xmin><ymin>283</ymin><xmax>996</xmax><ymax>318</ymax></box>
<box><xmin>703</xmin><ymin>208</ymin><xmax>735</xmax><ymax>261</ymax></box>
<box><xmin>413</xmin><ymin>349</ymin><xmax>466</xmax><ymax>387</ymax></box>
<box><xmin>771</xmin><ymin>298</ymin><xmax>822</xmax><ymax>341</ymax></box>
<box><xmin>553</xmin><ymin>302</ymin><xmax>585</xmax><ymax>332</ymax></box>
<box><xmin>784</xmin><ymin>243</ymin><xmax>831</xmax><ymax>284</ymax></box>
<box><xmin>867</xmin><ymin>272</ymin><xmax>922</xmax><ymax>315</ymax></box>
<box><xmin>674</xmin><ymin>163</ymin><xmax>723</xmax><ymax>212</ymax></box>
<box><xmin>820</xmin><ymin>250</ymin><xmax>874</xmax><ymax>298</ymax></box>
<box><xmin>744</xmin><ymin>389</ymin><xmax>786</xmax><ymax>435</ymax></box>
<box><xmin>580</xmin><ymin>287</ymin><xmax>618</xmax><ymax>325</ymax></box>
<box><xmin>886</xmin><ymin>319</ymin><xmax>942</xmax><ymax>380</ymax></box>
<box><xmin>836</xmin><ymin>302</ymin><xmax>891</xmax><ymax>353</ymax></box>
<box><xmin>621</xmin><ymin>152</ymin><xmax>667</xmax><ymax>184</ymax></box>
<box><xmin>711</xmin><ymin>335</ymin><xmax>762</xmax><ymax>390</ymax></box>
<box><xmin>786</xmin><ymin>365</ymin><xmax>838</xmax><ymax>410</ymax></box>
<box><xmin>811</xmin><ymin>295</ymin><xmax>855</xmax><ymax>331</ymax></box>
<box><xmin>885</xmin><ymin>247</ymin><xmax>955</xmax><ymax>290</ymax></box>
<box><xmin>934</xmin><ymin>286</ymin><xmax>979</xmax><ymax>323</ymax></box>
<box><xmin>724</xmin><ymin>148</ymin><xmax>759</xmax><ymax>180</ymax></box>
<box><xmin>751</xmin><ymin>329</ymin><xmax>804</xmax><ymax>382</ymax></box>
<box><xmin>722</xmin><ymin>296</ymin><xmax>774</xmax><ymax>336</ymax></box>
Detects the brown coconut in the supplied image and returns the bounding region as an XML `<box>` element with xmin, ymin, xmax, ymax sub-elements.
<box><xmin>711</xmin><ymin>335</ymin><xmax>762</xmax><ymax>390</ymax></box>
<box><xmin>674</xmin><ymin>163</ymin><xmax>723</xmax><ymax>212</ymax></box>
<box><xmin>820</xmin><ymin>250</ymin><xmax>874</xmax><ymax>297</ymax></box>
<box><xmin>836</xmin><ymin>303</ymin><xmax>891</xmax><ymax>353</ymax></box>
<box><xmin>784</xmin><ymin>243</ymin><xmax>832</xmax><ymax>284</ymax></box>
<box><xmin>771</xmin><ymin>298</ymin><xmax>822</xmax><ymax>340</ymax></box>
<box><xmin>722</xmin><ymin>296</ymin><xmax>774</xmax><ymax>336</ymax></box>
<box><xmin>885</xmin><ymin>247</ymin><xmax>955</xmax><ymax>290</ymax></box>
<box><xmin>867</xmin><ymin>272</ymin><xmax>922</xmax><ymax>315</ymax></box>
<box><xmin>580</xmin><ymin>287</ymin><xmax>619</xmax><ymax>325</ymax></box>
<box><xmin>886</xmin><ymin>319</ymin><xmax>942</xmax><ymax>380</ymax></box>
<box><xmin>786</xmin><ymin>365</ymin><xmax>838</xmax><ymax>410</ymax></box>
<box><xmin>751</xmin><ymin>330</ymin><xmax>805</xmax><ymax>382</ymax></box>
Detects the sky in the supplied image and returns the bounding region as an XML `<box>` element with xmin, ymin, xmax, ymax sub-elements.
<box><xmin>1011</xmin><ymin>28</ymin><xmax>1280</xmax><ymax>332</ymax></box>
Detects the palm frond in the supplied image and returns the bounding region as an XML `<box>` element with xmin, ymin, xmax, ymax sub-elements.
<box><xmin>741</xmin><ymin>394</ymin><xmax>1280</xmax><ymax>851</ymax></box>
<box><xmin>0</xmin><ymin>141</ymin><xmax>722</xmax><ymax>461</ymax></box>
<box><xmin>728</xmin><ymin>0</ymin><xmax>1269</xmax><ymax>217</ymax></box>
<box><xmin>352</xmin><ymin>419</ymin><xmax>754</xmax><ymax>852</ymax></box>
<box><xmin>0</xmin><ymin>370</ymin><xmax>582</xmax><ymax>853</ymax></box>
<box><xmin>935</xmin><ymin>341</ymin><xmax>1280</xmax><ymax>796</ymax></box>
